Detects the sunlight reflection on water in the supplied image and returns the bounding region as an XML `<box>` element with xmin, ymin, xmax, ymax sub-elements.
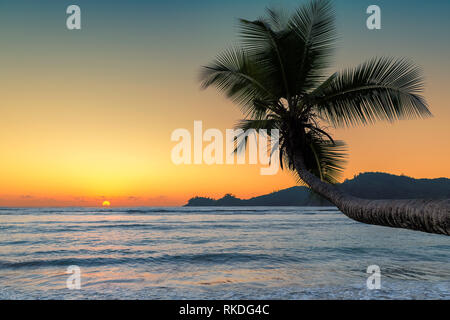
<box><xmin>0</xmin><ymin>207</ymin><xmax>448</xmax><ymax>299</ymax></box>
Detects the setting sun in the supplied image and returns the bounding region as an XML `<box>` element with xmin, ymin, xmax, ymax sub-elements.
<box><xmin>102</xmin><ymin>200</ymin><xmax>111</xmax><ymax>207</ymax></box>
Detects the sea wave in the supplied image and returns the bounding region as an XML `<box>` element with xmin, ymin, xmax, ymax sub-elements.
<box><xmin>0</xmin><ymin>207</ymin><xmax>448</xmax><ymax>299</ymax></box>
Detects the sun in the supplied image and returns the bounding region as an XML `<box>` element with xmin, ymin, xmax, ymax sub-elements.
<box><xmin>102</xmin><ymin>200</ymin><xmax>111</xmax><ymax>207</ymax></box>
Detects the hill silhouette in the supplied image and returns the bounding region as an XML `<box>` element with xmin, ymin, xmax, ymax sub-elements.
<box><xmin>184</xmin><ymin>172</ymin><xmax>450</xmax><ymax>207</ymax></box>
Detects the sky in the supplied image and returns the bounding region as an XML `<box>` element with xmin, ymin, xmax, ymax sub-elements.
<box><xmin>0</xmin><ymin>0</ymin><xmax>449</xmax><ymax>207</ymax></box>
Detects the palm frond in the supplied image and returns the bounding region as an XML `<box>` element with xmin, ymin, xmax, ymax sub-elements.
<box><xmin>247</xmin><ymin>98</ymin><xmax>280</xmax><ymax>119</ymax></box>
<box><xmin>232</xmin><ymin>119</ymin><xmax>280</xmax><ymax>154</ymax></box>
<box><xmin>200</xmin><ymin>47</ymin><xmax>276</xmax><ymax>112</ymax></box>
<box><xmin>266</xmin><ymin>7</ymin><xmax>289</xmax><ymax>32</ymax></box>
<box><xmin>288</xmin><ymin>0</ymin><xmax>337</xmax><ymax>93</ymax></box>
<box><xmin>309</xmin><ymin>57</ymin><xmax>432</xmax><ymax>127</ymax></box>
<box><xmin>238</xmin><ymin>18</ymin><xmax>291</xmax><ymax>99</ymax></box>
<box><xmin>304</xmin><ymin>138</ymin><xmax>347</xmax><ymax>184</ymax></box>
<box><xmin>236</xmin><ymin>119</ymin><xmax>279</xmax><ymax>131</ymax></box>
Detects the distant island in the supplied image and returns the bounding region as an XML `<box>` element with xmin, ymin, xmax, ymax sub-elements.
<box><xmin>184</xmin><ymin>172</ymin><xmax>450</xmax><ymax>207</ymax></box>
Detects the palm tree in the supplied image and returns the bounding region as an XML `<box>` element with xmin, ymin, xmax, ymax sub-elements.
<box><xmin>200</xmin><ymin>0</ymin><xmax>449</xmax><ymax>235</ymax></box>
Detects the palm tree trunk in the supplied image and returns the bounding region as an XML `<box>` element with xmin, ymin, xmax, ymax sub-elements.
<box><xmin>293</xmin><ymin>155</ymin><xmax>450</xmax><ymax>236</ymax></box>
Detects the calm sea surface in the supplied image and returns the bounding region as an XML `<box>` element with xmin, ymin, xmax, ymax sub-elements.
<box><xmin>0</xmin><ymin>207</ymin><xmax>448</xmax><ymax>299</ymax></box>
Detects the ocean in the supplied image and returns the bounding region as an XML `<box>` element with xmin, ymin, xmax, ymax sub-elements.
<box><xmin>0</xmin><ymin>207</ymin><xmax>448</xmax><ymax>299</ymax></box>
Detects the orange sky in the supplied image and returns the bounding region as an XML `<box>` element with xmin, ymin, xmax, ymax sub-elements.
<box><xmin>0</xmin><ymin>1</ymin><xmax>449</xmax><ymax>207</ymax></box>
<box><xmin>1</xmin><ymin>78</ymin><xmax>448</xmax><ymax>207</ymax></box>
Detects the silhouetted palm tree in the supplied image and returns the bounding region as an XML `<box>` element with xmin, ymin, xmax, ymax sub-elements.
<box><xmin>200</xmin><ymin>0</ymin><xmax>449</xmax><ymax>235</ymax></box>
